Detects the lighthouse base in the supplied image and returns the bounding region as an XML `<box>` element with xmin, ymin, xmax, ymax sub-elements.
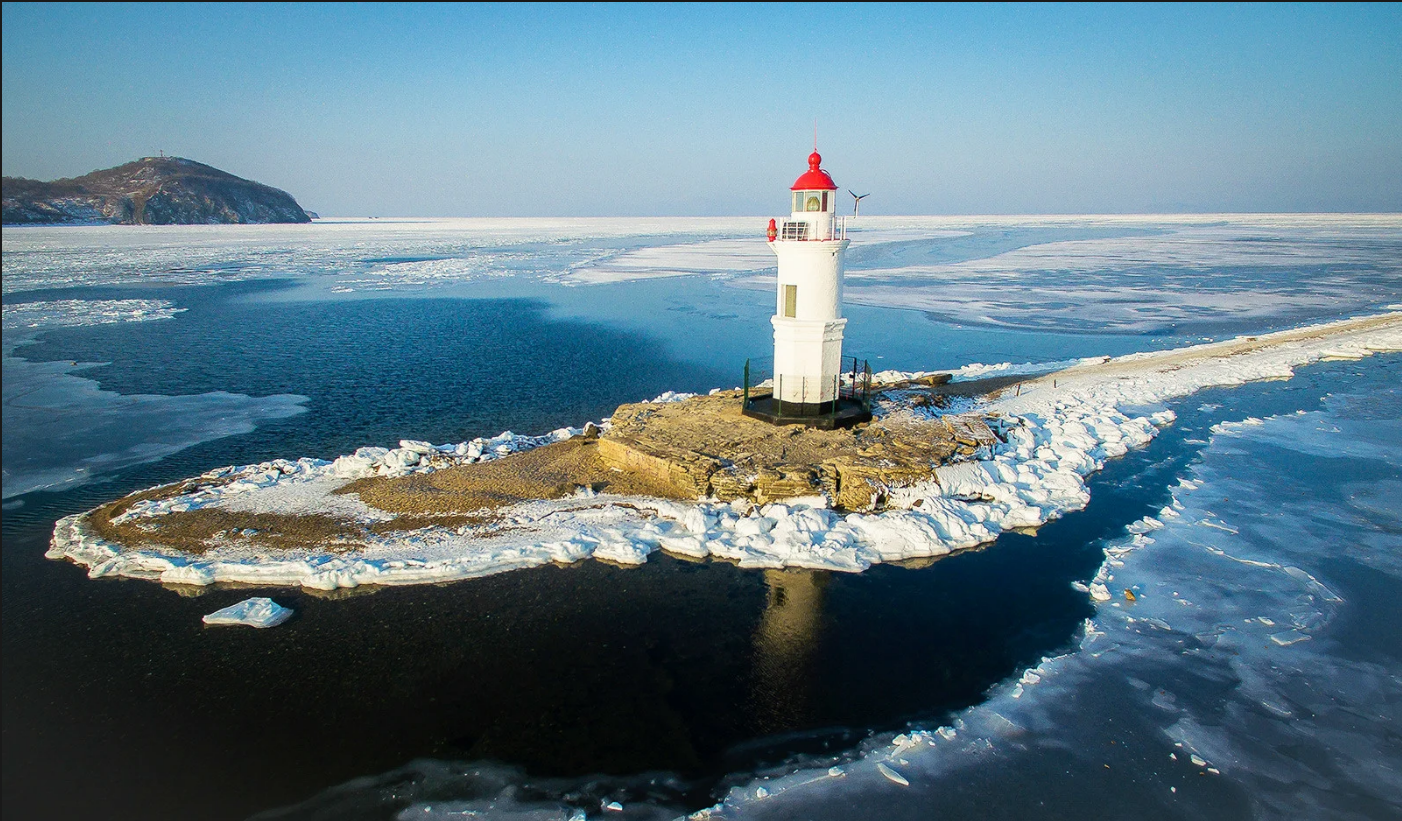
<box><xmin>741</xmin><ymin>395</ymin><xmax>872</xmax><ymax>430</ymax></box>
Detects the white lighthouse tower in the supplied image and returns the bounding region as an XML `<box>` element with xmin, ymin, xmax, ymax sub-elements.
<box><xmin>761</xmin><ymin>148</ymin><xmax>853</xmax><ymax>417</ymax></box>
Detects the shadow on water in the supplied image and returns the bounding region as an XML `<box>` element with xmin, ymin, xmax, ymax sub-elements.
<box><xmin>1</xmin><ymin>280</ymin><xmax>1371</xmax><ymax>820</ymax></box>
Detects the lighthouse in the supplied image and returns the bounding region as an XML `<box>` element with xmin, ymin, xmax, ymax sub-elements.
<box><xmin>744</xmin><ymin>149</ymin><xmax>870</xmax><ymax>428</ymax></box>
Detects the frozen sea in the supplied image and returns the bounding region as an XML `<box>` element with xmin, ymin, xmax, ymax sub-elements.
<box><xmin>2</xmin><ymin>216</ymin><xmax>1400</xmax><ymax>820</ymax></box>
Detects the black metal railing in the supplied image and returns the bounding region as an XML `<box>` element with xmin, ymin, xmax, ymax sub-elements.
<box><xmin>742</xmin><ymin>355</ymin><xmax>873</xmax><ymax>420</ymax></box>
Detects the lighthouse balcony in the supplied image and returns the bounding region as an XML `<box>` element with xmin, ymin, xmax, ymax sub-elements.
<box><xmin>776</xmin><ymin>216</ymin><xmax>848</xmax><ymax>242</ymax></box>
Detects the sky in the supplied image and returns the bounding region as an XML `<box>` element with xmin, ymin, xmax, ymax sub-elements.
<box><xmin>2</xmin><ymin>2</ymin><xmax>1400</xmax><ymax>217</ymax></box>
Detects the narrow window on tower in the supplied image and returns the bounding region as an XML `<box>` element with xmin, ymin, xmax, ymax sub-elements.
<box><xmin>822</xmin><ymin>191</ymin><xmax>828</xmax><ymax>211</ymax></box>
<box><xmin>793</xmin><ymin>192</ymin><xmax>803</xmax><ymax>212</ymax></box>
<box><xmin>783</xmin><ymin>284</ymin><xmax>798</xmax><ymax>317</ymax></box>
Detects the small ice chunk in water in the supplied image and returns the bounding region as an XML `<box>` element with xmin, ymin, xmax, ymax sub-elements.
<box><xmin>202</xmin><ymin>597</ymin><xmax>293</xmax><ymax>628</ymax></box>
<box><xmin>398</xmin><ymin>439</ymin><xmax>436</xmax><ymax>455</ymax></box>
<box><xmin>876</xmin><ymin>762</ymin><xmax>909</xmax><ymax>786</ymax></box>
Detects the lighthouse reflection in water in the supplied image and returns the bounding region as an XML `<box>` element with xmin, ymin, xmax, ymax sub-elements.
<box><xmin>751</xmin><ymin>568</ymin><xmax>829</xmax><ymax>733</ymax></box>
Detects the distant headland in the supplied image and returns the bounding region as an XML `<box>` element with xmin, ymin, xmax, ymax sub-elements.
<box><xmin>1</xmin><ymin>156</ymin><xmax>311</xmax><ymax>225</ymax></box>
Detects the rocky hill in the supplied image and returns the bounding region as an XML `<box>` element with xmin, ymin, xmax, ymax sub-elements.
<box><xmin>2</xmin><ymin>157</ymin><xmax>311</xmax><ymax>225</ymax></box>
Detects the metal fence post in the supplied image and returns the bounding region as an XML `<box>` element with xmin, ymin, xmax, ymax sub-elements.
<box><xmin>743</xmin><ymin>359</ymin><xmax>750</xmax><ymax>408</ymax></box>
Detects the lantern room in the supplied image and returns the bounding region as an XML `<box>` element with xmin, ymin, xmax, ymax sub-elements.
<box><xmin>778</xmin><ymin>151</ymin><xmax>844</xmax><ymax>242</ymax></box>
<box><xmin>790</xmin><ymin>150</ymin><xmax>838</xmax><ymax>213</ymax></box>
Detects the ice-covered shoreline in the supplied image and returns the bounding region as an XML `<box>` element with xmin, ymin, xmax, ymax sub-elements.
<box><xmin>45</xmin><ymin>312</ymin><xmax>1402</xmax><ymax>591</ymax></box>
<box><xmin>696</xmin><ymin>357</ymin><xmax>1402</xmax><ymax>821</ymax></box>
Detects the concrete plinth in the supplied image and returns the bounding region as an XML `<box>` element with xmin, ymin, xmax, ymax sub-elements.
<box><xmin>740</xmin><ymin>395</ymin><xmax>872</xmax><ymax>430</ymax></box>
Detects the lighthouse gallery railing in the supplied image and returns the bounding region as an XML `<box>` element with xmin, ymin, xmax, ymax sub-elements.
<box><xmin>777</xmin><ymin>217</ymin><xmax>848</xmax><ymax>242</ymax></box>
<box><xmin>742</xmin><ymin>355</ymin><xmax>872</xmax><ymax>418</ymax></box>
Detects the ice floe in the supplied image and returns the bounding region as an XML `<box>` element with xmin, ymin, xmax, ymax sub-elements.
<box><xmin>11</xmin><ymin>217</ymin><xmax>1395</xmax><ymax>336</ymax></box>
<box><xmin>3</xmin><ymin>297</ymin><xmax>307</xmax><ymax>498</ymax></box>
<box><xmin>829</xmin><ymin>214</ymin><xmax>1402</xmax><ymax>334</ymax></box>
<box><xmin>201</xmin><ymin>597</ymin><xmax>293</xmax><ymax>628</ymax></box>
<box><xmin>2</xmin><ymin>298</ymin><xmax>186</xmax><ymax>329</ymax></box>
<box><xmin>0</xmin><ymin>217</ymin><xmax>766</xmax><ymax>295</ymax></box>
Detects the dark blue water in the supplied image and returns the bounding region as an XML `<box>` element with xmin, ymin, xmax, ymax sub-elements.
<box><xmin>1</xmin><ymin>278</ymin><xmax>1385</xmax><ymax>820</ymax></box>
<box><xmin>12</xmin><ymin>279</ymin><xmax>732</xmax><ymax>464</ymax></box>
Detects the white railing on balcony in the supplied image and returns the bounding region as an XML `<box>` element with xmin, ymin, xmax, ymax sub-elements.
<box><xmin>777</xmin><ymin>217</ymin><xmax>847</xmax><ymax>242</ymax></box>
<box><xmin>780</xmin><ymin>221</ymin><xmax>809</xmax><ymax>241</ymax></box>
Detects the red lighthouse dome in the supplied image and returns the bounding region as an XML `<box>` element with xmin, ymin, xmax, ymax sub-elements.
<box><xmin>790</xmin><ymin>151</ymin><xmax>837</xmax><ymax>191</ymax></box>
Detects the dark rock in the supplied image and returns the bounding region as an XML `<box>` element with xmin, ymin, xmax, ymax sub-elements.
<box><xmin>2</xmin><ymin>157</ymin><xmax>311</xmax><ymax>225</ymax></box>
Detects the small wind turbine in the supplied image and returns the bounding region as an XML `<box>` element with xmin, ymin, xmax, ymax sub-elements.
<box><xmin>849</xmin><ymin>190</ymin><xmax>870</xmax><ymax>217</ymax></box>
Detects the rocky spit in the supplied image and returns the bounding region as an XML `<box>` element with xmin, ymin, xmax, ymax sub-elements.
<box><xmin>599</xmin><ymin>385</ymin><xmax>997</xmax><ymax>510</ymax></box>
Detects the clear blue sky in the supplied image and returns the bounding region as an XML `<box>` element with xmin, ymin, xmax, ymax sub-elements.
<box><xmin>3</xmin><ymin>2</ymin><xmax>1399</xmax><ymax>216</ymax></box>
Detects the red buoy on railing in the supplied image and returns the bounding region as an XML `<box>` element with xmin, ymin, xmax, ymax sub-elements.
<box><xmin>766</xmin><ymin>218</ymin><xmax>777</xmax><ymax>242</ymax></box>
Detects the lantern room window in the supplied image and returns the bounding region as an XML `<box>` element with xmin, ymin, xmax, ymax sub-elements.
<box><xmin>793</xmin><ymin>190</ymin><xmax>831</xmax><ymax>213</ymax></box>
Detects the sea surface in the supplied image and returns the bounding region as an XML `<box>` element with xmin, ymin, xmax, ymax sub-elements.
<box><xmin>2</xmin><ymin>216</ymin><xmax>1399</xmax><ymax>820</ymax></box>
